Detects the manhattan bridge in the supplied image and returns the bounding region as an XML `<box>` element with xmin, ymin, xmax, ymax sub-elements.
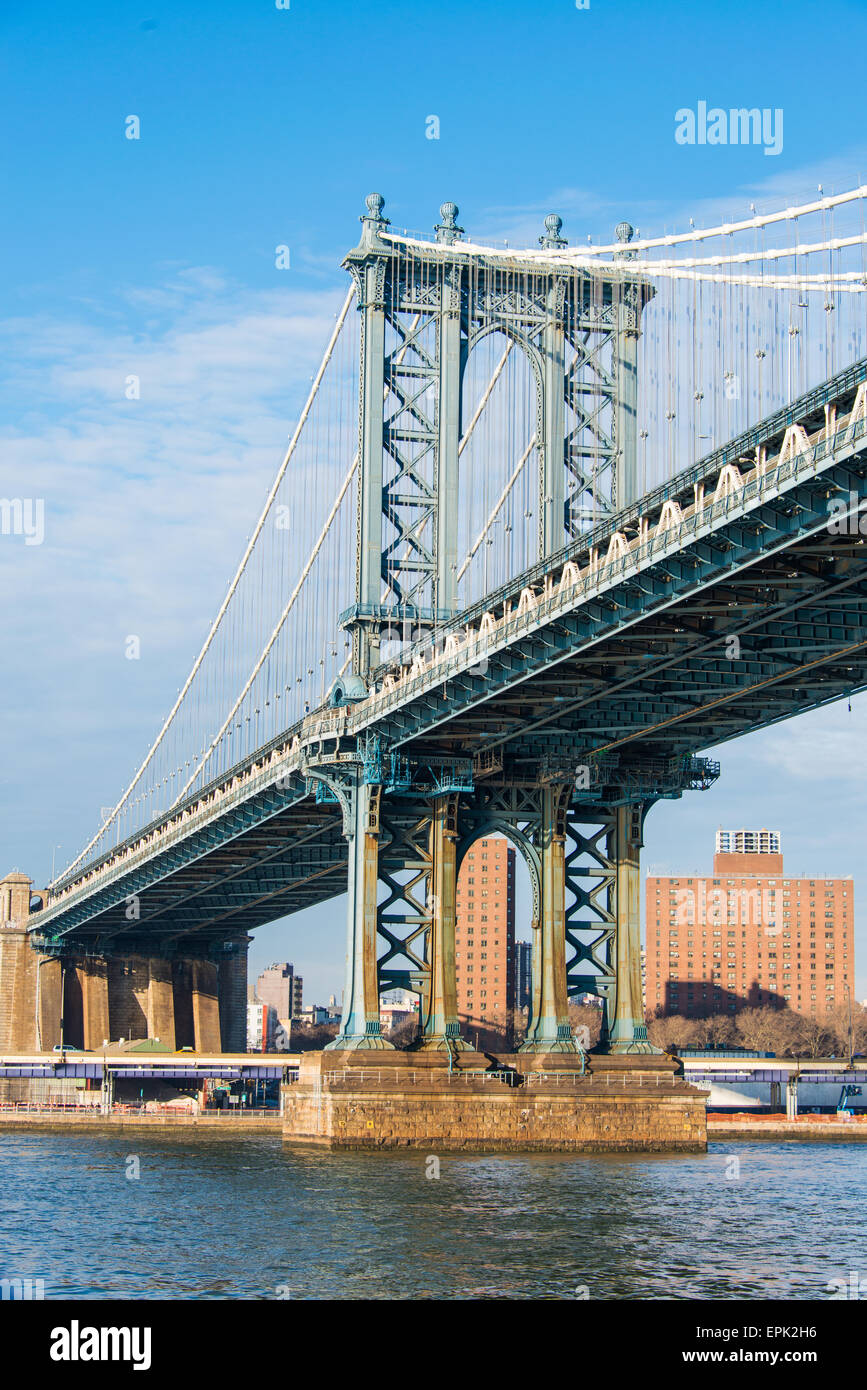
<box><xmin>18</xmin><ymin>186</ymin><xmax>867</xmax><ymax>1058</ymax></box>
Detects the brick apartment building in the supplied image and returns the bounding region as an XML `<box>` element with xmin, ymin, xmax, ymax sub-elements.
<box><xmin>454</xmin><ymin>836</ymin><xmax>516</xmax><ymax>1041</ymax></box>
<box><xmin>646</xmin><ymin>829</ymin><xmax>854</xmax><ymax>1018</ymax></box>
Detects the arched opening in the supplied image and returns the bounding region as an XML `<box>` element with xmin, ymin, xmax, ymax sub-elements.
<box><xmin>450</xmin><ymin>826</ymin><xmax>539</xmax><ymax>1053</ymax></box>
<box><xmin>375</xmin><ymin>819</ymin><xmax>540</xmax><ymax>1052</ymax></box>
<box><xmin>457</xmin><ymin>328</ymin><xmax>541</xmax><ymax>608</ymax></box>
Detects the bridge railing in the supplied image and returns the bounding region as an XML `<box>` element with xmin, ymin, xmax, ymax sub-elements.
<box><xmin>310</xmin><ymin>1068</ymin><xmax>677</xmax><ymax>1089</ymax></box>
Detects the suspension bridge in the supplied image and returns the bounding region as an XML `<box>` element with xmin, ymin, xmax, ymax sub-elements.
<box><xmin>7</xmin><ymin>187</ymin><xmax>867</xmax><ymax>1076</ymax></box>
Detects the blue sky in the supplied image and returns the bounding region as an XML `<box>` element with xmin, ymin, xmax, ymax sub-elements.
<box><xmin>2</xmin><ymin>0</ymin><xmax>867</xmax><ymax>1001</ymax></box>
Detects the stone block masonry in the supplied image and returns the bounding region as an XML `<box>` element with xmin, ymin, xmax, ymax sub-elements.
<box><xmin>0</xmin><ymin>926</ymin><xmax>42</xmax><ymax>1051</ymax></box>
<box><xmin>0</xmin><ymin>874</ymin><xmax>249</xmax><ymax>1052</ymax></box>
<box><xmin>282</xmin><ymin>1052</ymin><xmax>708</xmax><ymax>1152</ymax></box>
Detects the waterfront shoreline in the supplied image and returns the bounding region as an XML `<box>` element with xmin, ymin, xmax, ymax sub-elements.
<box><xmin>2</xmin><ymin>1108</ymin><xmax>867</xmax><ymax>1143</ymax></box>
<box><xmin>707</xmin><ymin>1114</ymin><xmax>867</xmax><ymax>1141</ymax></box>
<box><xmin>0</xmin><ymin>1110</ymin><xmax>282</xmax><ymax>1134</ymax></box>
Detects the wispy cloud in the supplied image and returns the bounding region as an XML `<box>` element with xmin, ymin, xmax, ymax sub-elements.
<box><xmin>0</xmin><ymin>270</ymin><xmax>345</xmax><ymax>853</ymax></box>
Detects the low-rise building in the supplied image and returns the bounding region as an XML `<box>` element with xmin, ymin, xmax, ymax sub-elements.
<box><xmin>247</xmin><ymin>1001</ymin><xmax>277</xmax><ymax>1052</ymax></box>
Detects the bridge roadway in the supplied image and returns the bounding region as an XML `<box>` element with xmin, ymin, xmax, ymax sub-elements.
<box><xmin>30</xmin><ymin>356</ymin><xmax>867</xmax><ymax>956</ymax></box>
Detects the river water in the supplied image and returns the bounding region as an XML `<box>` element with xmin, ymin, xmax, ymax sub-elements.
<box><xmin>1</xmin><ymin>1133</ymin><xmax>863</xmax><ymax>1299</ymax></box>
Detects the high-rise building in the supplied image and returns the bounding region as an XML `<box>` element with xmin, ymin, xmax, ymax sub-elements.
<box><xmin>514</xmin><ymin>941</ymin><xmax>532</xmax><ymax>1013</ymax></box>
<box><xmin>454</xmin><ymin>836</ymin><xmax>516</xmax><ymax>1041</ymax></box>
<box><xmin>646</xmin><ymin>831</ymin><xmax>854</xmax><ymax>1018</ymax></box>
<box><xmin>715</xmin><ymin>827</ymin><xmax>781</xmax><ymax>857</ymax></box>
<box><xmin>255</xmin><ymin>962</ymin><xmax>302</xmax><ymax>1025</ymax></box>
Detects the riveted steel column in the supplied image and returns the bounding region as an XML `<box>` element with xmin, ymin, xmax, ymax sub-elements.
<box><xmin>613</xmin><ymin>224</ymin><xmax>640</xmax><ymax>511</ymax></box>
<box><xmin>520</xmin><ymin>785</ymin><xmax>576</xmax><ymax>1053</ymax></box>
<box><xmin>327</xmin><ymin>775</ymin><xmax>393</xmax><ymax>1050</ymax></box>
<box><xmin>614</xmin><ymin>306</ymin><xmax>639</xmax><ymax>510</ymax></box>
<box><xmin>436</xmin><ymin>261</ymin><xmax>463</xmax><ymax>621</ymax></box>
<box><xmin>418</xmin><ymin>794</ymin><xmax>468</xmax><ymax>1051</ymax></box>
<box><xmin>607</xmin><ymin>803</ymin><xmax>657</xmax><ymax>1053</ymax></box>
<box><xmin>540</xmin><ymin>278</ymin><xmax>567</xmax><ymax>558</ymax></box>
<box><xmin>350</xmin><ymin>201</ymin><xmax>389</xmax><ymax>679</ymax></box>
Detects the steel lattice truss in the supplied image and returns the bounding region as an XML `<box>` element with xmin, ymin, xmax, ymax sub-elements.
<box><xmin>564</xmin><ymin>816</ymin><xmax>617</xmax><ymax>1004</ymax></box>
<box><xmin>380</xmin><ymin>309</ymin><xmax>440</xmax><ymax>614</ymax></box>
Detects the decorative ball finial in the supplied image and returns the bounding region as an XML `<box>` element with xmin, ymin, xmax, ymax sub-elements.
<box><xmin>434</xmin><ymin>200</ymin><xmax>465</xmax><ymax>244</ymax></box>
<box><xmin>359</xmin><ymin>193</ymin><xmax>390</xmax><ymax>241</ymax></box>
<box><xmin>539</xmin><ymin>213</ymin><xmax>567</xmax><ymax>249</ymax></box>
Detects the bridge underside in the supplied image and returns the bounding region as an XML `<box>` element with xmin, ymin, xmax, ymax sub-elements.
<box><xmin>38</xmin><ymin>796</ymin><xmax>348</xmax><ymax>956</ymax></box>
<box><xmin>31</xmin><ymin>521</ymin><xmax>867</xmax><ymax>958</ymax></box>
<box><xmin>401</xmin><ymin>528</ymin><xmax>867</xmax><ymax>770</ymax></box>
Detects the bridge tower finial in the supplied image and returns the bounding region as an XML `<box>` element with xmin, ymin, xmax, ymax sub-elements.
<box><xmin>363</xmin><ymin>192</ymin><xmax>388</xmax><ymax>224</ymax></box>
<box><xmin>614</xmin><ymin>221</ymin><xmax>636</xmax><ymax>257</ymax></box>
<box><xmin>360</xmin><ymin>193</ymin><xmax>390</xmax><ymax>247</ymax></box>
<box><xmin>434</xmin><ymin>201</ymin><xmax>464</xmax><ymax>244</ymax></box>
<box><xmin>539</xmin><ymin>213</ymin><xmax>567</xmax><ymax>249</ymax></box>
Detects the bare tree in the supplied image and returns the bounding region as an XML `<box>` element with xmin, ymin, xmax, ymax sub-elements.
<box><xmin>290</xmin><ymin>1022</ymin><xmax>339</xmax><ymax>1052</ymax></box>
<box><xmin>568</xmin><ymin>1003</ymin><xmax>604</xmax><ymax>1049</ymax></box>
<box><xmin>825</xmin><ymin>1001</ymin><xmax>867</xmax><ymax>1058</ymax></box>
<box><xmin>646</xmin><ymin>1013</ymin><xmax>700</xmax><ymax>1051</ymax></box>
<box><xmin>791</xmin><ymin>1011</ymin><xmax>835</xmax><ymax>1058</ymax></box>
<box><xmin>692</xmin><ymin>1013</ymin><xmax>738</xmax><ymax>1048</ymax></box>
<box><xmin>386</xmin><ymin>1015</ymin><xmax>420</xmax><ymax>1049</ymax></box>
<box><xmin>735</xmin><ymin>1006</ymin><xmax>799</xmax><ymax>1054</ymax></box>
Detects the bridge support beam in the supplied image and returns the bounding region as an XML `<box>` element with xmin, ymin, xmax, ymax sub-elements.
<box><xmin>417</xmin><ymin>795</ymin><xmax>468</xmax><ymax>1052</ymax></box>
<box><xmin>37</xmin><ymin>956</ymin><xmax>63</xmax><ymax>1051</ymax></box>
<box><xmin>520</xmin><ymin>785</ymin><xmax>577</xmax><ymax>1054</ymax></box>
<box><xmin>191</xmin><ymin>960</ymin><xmax>221</xmax><ymax>1053</ymax></box>
<box><xmin>78</xmin><ymin>959</ymin><xmax>110</xmax><ymax>1052</ymax></box>
<box><xmin>541</xmin><ymin>281</ymin><xmax>567</xmax><ymax>557</ymax></box>
<box><xmin>218</xmin><ymin>939</ymin><xmax>250</xmax><ymax>1054</ymax></box>
<box><xmin>327</xmin><ymin>778</ymin><xmax>393</xmax><ymax>1050</ymax></box>
<box><xmin>435</xmin><ymin>268</ymin><xmax>462</xmax><ymax>619</ymax></box>
<box><xmin>614</xmin><ymin>234</ymin><xmax>641</xmax><ymax>511</ymax></box>
<box><xmin>353</xmin><ymin>224</ymin><xmax>387</xmax><ymax>679</ymax></box>
<box><xmin>147</xmin><ymin>959</ymin><xmax>176</xmax><ymax>1051</ymax></box>
<box><xmin>606</xmin><ymin>804</ymin><xmax>658</xmax><ymax>1054</ymax></box>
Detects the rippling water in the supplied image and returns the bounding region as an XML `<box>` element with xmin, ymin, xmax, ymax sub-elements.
<box><xmin>0</xmin><ymin>1133</ymin><xmax>863</xmax><ymax>1299</ymax></box>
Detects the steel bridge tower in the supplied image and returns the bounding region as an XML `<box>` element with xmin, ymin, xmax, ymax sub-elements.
<box><xmin>305</xmin><ymin>195</ymin><xmax>708</xmax><ymax>1058</ymax></box>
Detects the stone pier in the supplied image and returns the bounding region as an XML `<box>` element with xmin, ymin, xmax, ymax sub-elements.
<box><xmin>191</xmin><ymin>961</ymin><xmax>221</xmax><ymax>1053</ymax></box>
<box><xmin>282</xmin><ymin>1051</ymin><xmax>708</xmax><ymax>1152</ymax></box>
<box><xmin>0</xmin><ymin>872</ymin><xmax>249</xmax><ymax>1052</ymax></box>
<box><xmin>0</xmin><ymin>873</ymin><xmax>52</xmax><ymax>1051</ymax></box>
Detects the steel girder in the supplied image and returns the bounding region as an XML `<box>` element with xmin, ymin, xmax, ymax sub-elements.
<box><xmin>365</xmin><ymin>455</ymin><xmax>867</xmax><ymax>760</ymax></box>
<box><xmin>31</xmin><ymin>782</ymin><xmax>346</xmax><ymax>956</ymax></box>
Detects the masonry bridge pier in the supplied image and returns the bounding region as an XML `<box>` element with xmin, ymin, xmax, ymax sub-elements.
<box><xmin>6</xmin><ymin>191</ymin><xmax>867</xmax><ymax>1149</ymax></box>
<box><xmin>0</xmin><ymin>873</ymin><xmax>243</xmax><ymax>1054</ymax></box>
